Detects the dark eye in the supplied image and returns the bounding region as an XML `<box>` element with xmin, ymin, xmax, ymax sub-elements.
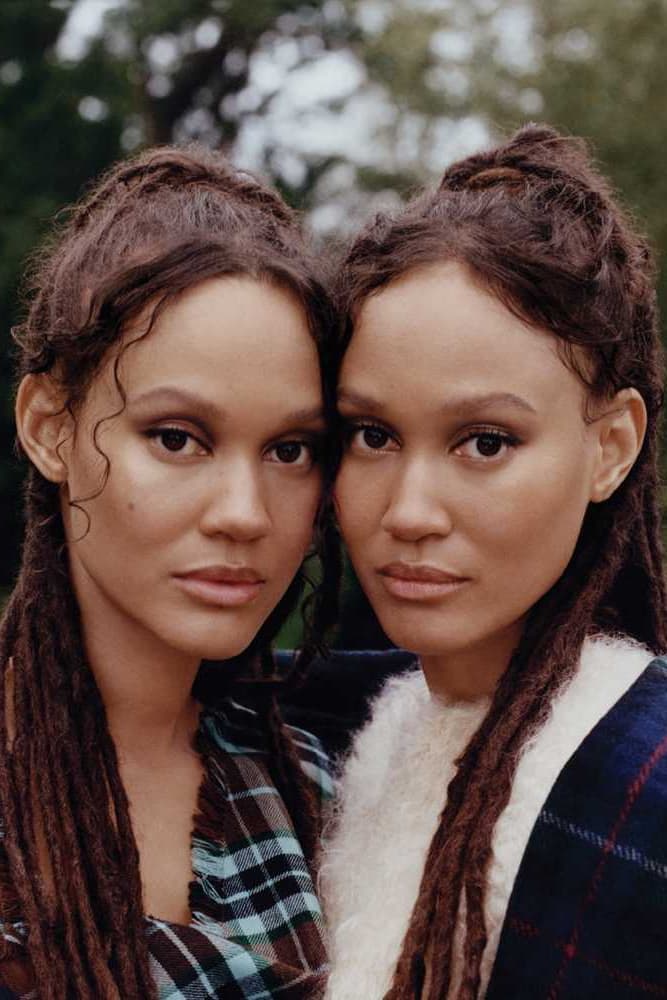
<box><xmin>475</xmin><ymin>433</ymin><xmax>503</xmax><ymax>457</ymax></box>
<box><xmin>159</xmin><ymin>429</ymin><xmax>189</xmax><ymax>452</ymax></box>
<box><xmin>146</xmin><ymin>427</ymin><xmax>207</xmax><ymax>457</ymax></box>
<box><xmin>275</xmin><ymin>442</ymin><xmax>303</xmax><ymax>464</ymax></box>
<box><xmin>345</xmin><ymin>422</ymin><xmax>399</xmax><ymax>455</ymax></box>
<box><xmin>455</xmin><ymin>430</ymin><xmax>516</xmax><ymax>461</ymax></box>
<box><xmin>266</xmin><ymin>440</ymin><xmax>313</xmax><ymax>467</ymax></box>
<box><xmin>362</xmin><ymin>427</ymin><xmax>390</xmax><ymax>449</ymax></box>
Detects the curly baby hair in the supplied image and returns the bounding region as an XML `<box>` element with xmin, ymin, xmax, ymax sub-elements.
<box><xmin>336</xmin><ymin>123</ymin><xmax>667</xmax><ymax>1000</ymax></box>
<box><xmin>2</xmin><ymin>144</ymin><xmax>340</xmax><ymax>999</ymax></box>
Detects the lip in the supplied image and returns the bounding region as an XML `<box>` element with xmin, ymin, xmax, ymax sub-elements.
<box><xmin>377</xmin><ymin>562</ymin><xmax>469</xmax><ymax>601</ymax></box>
<box><xmin>173</xmin><ymin>566</ymin><xmax>266</xmax><ymax>608</ymax></box>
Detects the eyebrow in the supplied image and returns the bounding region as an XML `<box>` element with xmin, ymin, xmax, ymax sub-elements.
<box><xmin>128</xmin><ymin>386</ymin><xmax>325</xmax><ymax>425</ymax></box>
<box><xmin>128</xmin><ymin>387</ymin><xmax>222</xmax><ymax>424</ymax></box>
<box><xmin>337</xmin><ymin>388</ymin><xmax>537</xmax><ymax>416</ymax></box>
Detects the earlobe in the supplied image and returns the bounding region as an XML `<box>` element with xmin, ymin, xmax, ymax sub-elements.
<box><xmin>15</xmin><ymin>374</ymin><xmax>72</xmax><ymax>484</ymax></box>
<box><xmin>589</xmin><ymin>388</ymin><xmax>647</xmax><ymax>503</ymax></box>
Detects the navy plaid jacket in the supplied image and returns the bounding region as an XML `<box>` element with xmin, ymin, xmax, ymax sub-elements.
<box><xmin>486</xmin><ymin>656</ymin><xmax>667</xmax><ymax>999</ymax></box>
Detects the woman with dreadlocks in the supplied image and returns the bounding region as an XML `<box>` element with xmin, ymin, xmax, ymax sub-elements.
<box><xmin>321</xmin><ymin>124</ymin><xmax>667</xmax><ymax>999</ymax></box>
<box><xmin>0</xmin><ymin>144</ymin><xmax>339</xmax><ymax>998</ymax></box>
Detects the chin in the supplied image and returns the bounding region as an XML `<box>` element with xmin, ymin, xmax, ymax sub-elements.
<box><xmin>163</xmin><ymin>622</ymin><xmax>261</xmax><ymax>662</ymax></box>
<box><xmin>158</xmin><ymin>596</ymin><xmax>282</xmax><ymax>660</ymax></box>
<box><xmin>373</xmin><ymin>611</ymin><xmax>467</xmax><ymax>659</ymax></box>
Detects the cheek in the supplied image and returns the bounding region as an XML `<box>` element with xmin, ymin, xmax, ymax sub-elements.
<box><xmin>480</xmin><ymin>459</ymin><xmax>591</xmax><ymax>587</ymax></box>
<box><xmin>65</xmin><ymin>434</ymin><xmax>155</xmax><ymax>522</ymax></box>
<box><xmin>335</xmin><ymin>461</ymin><xmax>385</xmax><ymax>544</ymax></box>
<box><xmin>66</xmin><ymin>454</ymin><xmax>190</xmax><ymax>552</ymax></box>
<box><xmin>270</xmin><ymin>477</ymin><xmax>321</xmax><ymax>551</ymax></box>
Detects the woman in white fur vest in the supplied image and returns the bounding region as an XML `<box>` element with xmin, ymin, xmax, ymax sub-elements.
<box><xmin>321</xmin><ymin>124</ymin><xmax>667</xmax><ymax>1000</ymax></box>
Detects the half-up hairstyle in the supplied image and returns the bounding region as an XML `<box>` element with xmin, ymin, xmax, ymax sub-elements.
<box><xmin>2</xmin><ymin>144</ymin><xmax>340</xmax><ymax>998</ymax></box>
<box><xmin>336</xmin><ymin>123</ymin><xmax>667</xmax><ymax>999</ymax></box>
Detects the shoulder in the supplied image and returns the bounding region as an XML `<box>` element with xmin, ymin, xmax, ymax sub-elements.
<box><xmin>492</xmin><ymin>635</ymin><xmax>662</xmax><ymax>859</ymax></box>
<box><xmin>561</xmin><ymin>634</ymin><xmax>667</xmax><ymax>753</ymax></box>
<box><xmin>526</xmin><ymin>633</ymin><xmax>658</xmax><ymax>759</ymax></box>
<box><xmin>499</xmin><ymin>636</ymin><xmax>667</xmax><ymax>887</ymax></box>
<box><xmin>577</xmin><ymin>642</ymin><xmax>667</xmax><ymax>767</ymax></box>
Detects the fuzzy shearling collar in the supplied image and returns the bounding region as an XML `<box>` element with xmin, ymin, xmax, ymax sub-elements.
<box><xmin>320</xmin><ymin>635</ymin><xmax>653</xmax><ymax>1000</ymax></box>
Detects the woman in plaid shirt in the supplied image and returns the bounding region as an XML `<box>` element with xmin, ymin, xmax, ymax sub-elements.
<box><xmin>0</xmin><ymin>145</ymin><xmax>338</xmax><ymax>998</ymax></box>
<box><xmin>323</xmin><ymin>124</ymin><xmax>667</xmax><ymax>998</ymax></box>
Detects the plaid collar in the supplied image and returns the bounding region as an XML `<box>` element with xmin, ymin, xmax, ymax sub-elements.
<box><xmin>147</xmin><ymin>700</ymin><xmax>332</xmax><ymax>999</ymax></box>
<box><xmin>0</xmin><ymin>698</ymin><xmax>333</xmax><ymax>999</ymax></box>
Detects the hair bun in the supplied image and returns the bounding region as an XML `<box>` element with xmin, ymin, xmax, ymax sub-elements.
<box><xmin>439</xmin><ymin>122</ymin><xmax>603</xmax><ymax>200</ymax></box>
<box><xmin>465</xmin><ymin>166</ymin><xmax>526</xmax><ymax>190</ymax></box>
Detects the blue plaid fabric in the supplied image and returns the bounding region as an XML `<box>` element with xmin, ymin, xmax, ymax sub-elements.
<box><xmin>0</xmin><ymin>698</ymin><xmax>333</xmax><ymax>999</ymax></box>
<box><xmin>487</xmin><ymin>656</ymin><xmax>667</xmax><ymax>999</ymax></box>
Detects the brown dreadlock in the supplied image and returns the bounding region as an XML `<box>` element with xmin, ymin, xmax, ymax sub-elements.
<box><xmin>1</xmin><ymin>144</ymin><xmax>340</xmax><ymax>998</ymax></box>
<box><xmin>335</xmin><ymin>123</ymin><xmax>667</xmax><ymax>1000</ymax></box>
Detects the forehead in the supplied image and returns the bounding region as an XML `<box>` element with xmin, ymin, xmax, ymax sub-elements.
<box><xmin>130</xmin><ymin>275</ymin><xmax>315</xmax><ymax>369</ymax></box>
<box><xmin>78</xmin><ymin>275</ymin><xmax>323</xmax><ymax>424</ymax></box>
<box><xmin>342</xmin><ymin>262</ymin><xmax>582</xmax><ymax>409</ymax></box>
<box><xmin>109</xmin><ymin>275</ymin><xmax>322</xmax><ymax>402</ymax></box>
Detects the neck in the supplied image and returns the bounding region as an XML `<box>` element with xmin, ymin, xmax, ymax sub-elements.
<box><xmin>77</xmin><ymin>598</ymin><xmax>201</xmax><ymax>764</ymax></box>
<box><xmin>419</xmin><ymin>622</ymin><xmax>523</xmax><ymax>701</ymax></box>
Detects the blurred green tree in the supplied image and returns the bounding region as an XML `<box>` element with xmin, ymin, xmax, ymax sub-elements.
<box><xmin>0</xmin><ymin>0</ymin><xmax>129</xmax><ymax>583</ymax></box>
<box><xmin>344</xmin><ymin>0</ymin><xmax>667</xmax><ymax>298</ymax></box>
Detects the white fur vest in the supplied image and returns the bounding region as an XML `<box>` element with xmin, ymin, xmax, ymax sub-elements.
<box><xmin>320</xmin><ymin>635</ymin><xmax>653</xmax><ymax>999</ymax></box>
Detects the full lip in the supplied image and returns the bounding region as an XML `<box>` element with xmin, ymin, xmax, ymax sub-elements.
<box><xmin>377</xmin><ymin>561</ymin><xmax>469</xmax><ymax>601</ymax></box>
<box><xmin>173</xmin><ymin>565</ymin><xmax>266</xmax><ymax>608</ymax></box>
<box><xmin>175</xmin><ymin>565</ymin><xmax>265</xmax><ymax>584</ymax></box>
<box><xmin>378</xmin><ymin>561</ymin><xmax>468</xmax><ymax>584</ymax></box>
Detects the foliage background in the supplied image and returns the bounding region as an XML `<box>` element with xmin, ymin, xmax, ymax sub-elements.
<box><xmin>2</xmin><ymin>0</ymin><xmax>666</xmax><ymax>644</ymax></box>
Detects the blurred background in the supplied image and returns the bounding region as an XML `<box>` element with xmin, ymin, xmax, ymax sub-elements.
<box><xmin>2</xmin><ymin>0</ymin><xmax>667</xmax><ymax>646</ymax></box>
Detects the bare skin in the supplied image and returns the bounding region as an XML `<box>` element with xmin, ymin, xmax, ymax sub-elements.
<box><xmin>112</xmin><ymin>719</ymin><xmax>203</xmax><ymax>925</ymax></box>
<box><xmin>92</xmin><ymin>625</ymin><xmax>204</xmax><ymax>925</ymax></box>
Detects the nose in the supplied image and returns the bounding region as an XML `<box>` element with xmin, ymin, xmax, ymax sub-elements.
<box><xmin>199</xmin><ymin>456</ymin><xmax>271</xmax><ymax>542</ymax></box>
<box><xmin>380</xmin><ymin>457</ymin><xmax>453</xmax><ymax>543</ymax></box>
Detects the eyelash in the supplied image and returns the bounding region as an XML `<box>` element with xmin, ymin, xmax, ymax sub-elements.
<box><xmin>265</xmin><ymin>438</ymin><xmax>318</xmax><ymax>468</ymax></box>
<box><xmin>344</xmin><ymin>421</ymin><xmax>397</xmax><ymax>453</ymax></box>
<box><xmin>146</xmin><ymin>426</ymin><xmax>208</xmax><ymax>457</ymax></box>
<box><xmin>344</xmin><ymin>420</ymin><xmax>520</xmax><ymax>461</ymax></box>
<box><xmin>453</xmin><ymin>426</ymin><xmax>520</xmax><ymax>461</ymax></box>
<box><xmin>146</xmin><ymin>426</ymin><xmax>319</xmax><ymax>467</ymax></box>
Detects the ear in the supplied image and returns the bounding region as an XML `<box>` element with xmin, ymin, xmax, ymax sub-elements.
<box><xmin>589</xmin><ymin>388</ymin><xmax>647</xmax><ymax>503</ymax></box>
<box><xmin>15</xmin><ymin>374</ymin><xmax>73</xmax><ymax>484</ymax></box>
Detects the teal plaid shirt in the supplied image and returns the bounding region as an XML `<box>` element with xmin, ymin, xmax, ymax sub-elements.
<box><xmin>0</xmin><ymin>698</ymin><xmax>333</xmax><ymax>1000</ymax></box>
